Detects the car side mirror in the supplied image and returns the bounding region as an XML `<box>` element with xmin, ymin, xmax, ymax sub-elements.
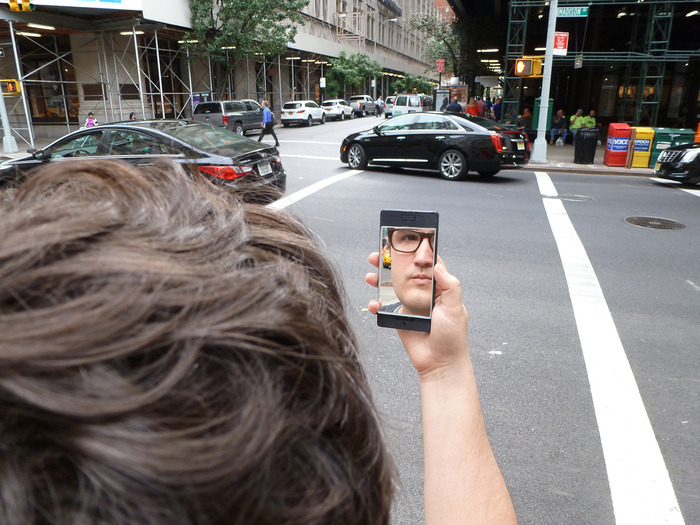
<box><xmin>28</xmin><ymin>148</ymin><xmax>48</xmax><ymax>160</ymax></box>
<box><xmin>373</xmin><ymin>125</ymin><xmax>382</xmax><ymax>135</ymax></box>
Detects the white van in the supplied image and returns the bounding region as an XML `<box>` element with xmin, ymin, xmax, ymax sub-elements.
<box><xmin>391</xmin><ymin>94</ymin><xmax>434</xmax><ymax>117</ymax></box>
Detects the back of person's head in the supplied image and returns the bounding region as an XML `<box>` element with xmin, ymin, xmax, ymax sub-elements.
<box><xmin>0</xmin><ymin>160</ymin><xmax>394</xmax><ymax>524</ymax></box>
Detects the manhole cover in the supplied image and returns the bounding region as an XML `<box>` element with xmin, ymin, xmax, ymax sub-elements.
<box><xmin>624</xmin><ymin>216</ymin><xmax>686</xmax><ymax>230</ymax></box>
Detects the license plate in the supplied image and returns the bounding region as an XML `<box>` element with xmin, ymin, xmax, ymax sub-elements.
<box><xmin>516</xmin><ymin>142</ymin><xmax>525</xmax><ymax>150</ymax></box>
<box><xmin>287</xmin><ymin>111</ymin><xmax>294</xmax><ymax>115</ymax></box>
<box><xmin>258</xmin><ymin>161</ymin><xmax>272</xmax><ymax>176</ymax></box>
<box><xmin>654</xmin><ymin>162</ymin><xmax>660</xmax><ymax>171</ymax></box>
<box><xmin>324</xmin><ymin>108</ymin><xmax>330</xmax><ymax>111</ymax></box>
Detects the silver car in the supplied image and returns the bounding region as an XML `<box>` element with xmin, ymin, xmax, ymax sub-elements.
<box><xmin>192</xmin><ymin>99</ymin><xmax>264</xmax><ymax>135</ymax></box>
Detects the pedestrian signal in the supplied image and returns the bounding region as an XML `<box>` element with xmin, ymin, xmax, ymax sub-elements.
<box><xmin>8</xmin><ymin>0</ymin><xmax>20</xmax><ymax>11</ymax></box>
<box><xmin>515</xmin><ymin>59</ymin><xmax>533</xmax><ymax>76</ymax></box>
<box><xmin>2</xmin><ymin>80</ymin><xmax>21</xmax><ymax>95</ymax></box>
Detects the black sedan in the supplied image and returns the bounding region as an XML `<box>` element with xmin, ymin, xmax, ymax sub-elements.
<box><xmin>454</xmin><ymin>114</ymin><xmax>530</xmax><ymax>168</ymax></box>
<box><xmin>0</xmin><ymin>120</ymin><xmax>286</xmax><ymax>200</ymax></box>
<box><xmin>653</xmin><ymin>142</ymin><xmax>700</xmax><ymax>185</ymax></box>
<box><xmin>340</xmin><ymin>112</ymin><xmax>520</xmax><ymax>180</ymax></box>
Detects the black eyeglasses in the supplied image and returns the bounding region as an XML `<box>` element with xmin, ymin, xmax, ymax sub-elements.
<box><xmin>388</xmin><ymin>229</ymin><xmax>435</xmax><ymax>253</ymax></box>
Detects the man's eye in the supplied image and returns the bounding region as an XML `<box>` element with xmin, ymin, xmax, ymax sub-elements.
<box><xmin>400</xmin><ymin>233</ymin><xmax>420</xmax><ymax>242</ymax></box>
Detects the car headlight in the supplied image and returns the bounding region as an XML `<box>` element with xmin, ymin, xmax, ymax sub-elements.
<box><xmin>680</xmin><ymin>148</ymin><xmax>700</xmax><ymax>163</ymax></box>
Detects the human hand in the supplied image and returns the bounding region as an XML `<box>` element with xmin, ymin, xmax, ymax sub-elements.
<box><xmin>366</xmin><ymin>252</ymin><xmax>469</xmax><ymax>381</ymax></box>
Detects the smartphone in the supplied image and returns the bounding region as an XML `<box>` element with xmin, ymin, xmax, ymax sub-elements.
<box><xmin>377</xmin><ymin>209</ymin><xmax>439</xmax><ymax>333</ymax></box>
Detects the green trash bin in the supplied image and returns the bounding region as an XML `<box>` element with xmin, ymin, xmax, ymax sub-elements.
<box><xmin>532</xmin><ymin>97</ymin><xmax>553</xmax><ymax>136</ymax></box>
<box><xmin>649</xmin><ymin>128</ymin><xmax>695</xmax><ymax>168</ymax></box>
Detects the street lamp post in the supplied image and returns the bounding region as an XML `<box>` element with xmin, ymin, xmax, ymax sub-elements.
<box><xmin>374</xmin><ymin>18</ymin><xmax>397</xmax><ymax>98</ymax></box>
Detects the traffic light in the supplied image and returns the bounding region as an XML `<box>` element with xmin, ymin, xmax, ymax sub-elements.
<box><xmin>514</xmin><ymin>57</ymin><xmax>543</xmax><ymax>77</ymax></box>
<box><xmin>8</xmin><ymin>0</ymin><xmax>33</xmax><ymax>10</ymax></box>
<box><xmin>515</xmin><ymin>58</ymin><xmax>533</xmax><ymax>76</ymax></box>
<box><xmin>1</xmin><ymin>79</ymin><xmax>21</xmax><ymax>95</ymax></box>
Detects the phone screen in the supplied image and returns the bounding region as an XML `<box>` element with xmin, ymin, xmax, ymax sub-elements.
<box><xmin>377</xmin><ymin>210</ymin><xmax>438</xmax><ymax>333</ymax></box>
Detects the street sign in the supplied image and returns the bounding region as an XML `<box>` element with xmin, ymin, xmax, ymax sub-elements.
<box><xmin>553</xmin><ymin>32</ymin><xmax>569</xmax><ymax>56</ymax></box>
<box><xmin>436</xmin><ymin>59</ymin><xmax>445</xmax><ymax>73</ymax></box>
<box><xmin>557</xmin><ymin>7</ymin><xmax>589</xmax><ymax>17</ymax></box>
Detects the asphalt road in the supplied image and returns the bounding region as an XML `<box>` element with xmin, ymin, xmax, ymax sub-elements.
<box><xmin>260</xmin><ymin>115</ymin><xmax>699</xmax><ymax>525</ymax></box>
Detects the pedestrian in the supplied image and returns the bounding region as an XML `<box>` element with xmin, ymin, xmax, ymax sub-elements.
<box><xmin>465</xmin><ymin>96</ymin><xmax>479</xmax><ymax>116</ymax></box>
<box><xmin>84</xmin><ymin>112</ymin><xmax>98</xmax><ymax>128</ymax></box>
<box><xmin>128</xmin><ymin>112</ymin><xmax>137</xmax><ymax>121</ymax></box>
<box><xmin>493</xmin><ymin>97</ymin><xmax>502</xmax><ymax>122</ymax></box>
<box><xmin>477</xmin><ymin>96</ymin><xmax>487</xmax><ymax>117</ymax></box>
<box><xmin>446</xmin><ymin>95</ymin><xmax>463</xmax><ymax>113</ymax></box>
<box><xmin>257</xmin><ymin>100</ymin><xmax>279</xmax><ymax>147</ymax></box>
<box><xmin>550</xmin><ymin>109</ymin><xmax>568</xmax><ymax>145</ymax></box>
<box><xmin>569</xmin><ymin>108</ymin><xmax>585</xmax><ymax>144</ymax></box>
<box><xmin>376</xmin><ymin>96</ymin><xmax>384</xmax><ymax>117</ymax></box>
<box><xmin>582</xmin><ymin>109</ymin><xmax>598</xmax><ymax>131</ymax></box>
<box><xmin>522</xmin><ymin>107</ymin><xmax>533</xmax><ymax>136</ymax></box>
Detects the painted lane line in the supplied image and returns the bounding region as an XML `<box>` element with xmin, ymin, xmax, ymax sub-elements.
<box><xmin>268</xmin><ymin>170</ymin><xmax>363</xmax><ymax>210</ymax></box>
<box><xmin>650</xmin><ymin>178</ymin><xmax>700</xmax><ymax>198</ymax></box>
<box><xmin>535</xmin><ymin>172</ymin><xmax>684</xmax><ymax>525</ymax></box>
<box><xmin>280</xmin><ymin>154</ymin><xmax>339</xmax><ymax>161</ymax></box>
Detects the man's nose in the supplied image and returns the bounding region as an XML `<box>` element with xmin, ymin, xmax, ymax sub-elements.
<box><xmin>413</xmin><ymin>237</ymin><xmax>434</xmax><ymax>266</ymax></box>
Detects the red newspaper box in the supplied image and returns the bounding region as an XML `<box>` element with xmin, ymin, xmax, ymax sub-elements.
<box><xmin>604</xmin><ymin>123</ymin><xmax>631</xmax><ymax>167</ymax></box>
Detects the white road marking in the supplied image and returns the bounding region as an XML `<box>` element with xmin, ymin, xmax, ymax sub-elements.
<box><xmin>535</xmin><ymin>171</ymin><xmax>684</xmax><ymax>525</ymax></box>
<box><xmin>279</xmin><ymin>140</ymin><xmax>340</xmax><ymax>145</ymax></box>
<box><xmin>268</xmin><ymin>170</ymin><xmax>363</xmax><ymax>210</ymax></box>
<box><xmin>651</xmin><ymin>178</ymin><xmax>700</xmax><ymax>197</ymax></box>
<box><xmin>686</xmin><ymin>280</ymin><xmax>700</xmax><ymax>292</ymax></box>
<box><xmin>280</xmin><ymin>154</ymin><xmax>339</xmax><ymax>161</ymax></box>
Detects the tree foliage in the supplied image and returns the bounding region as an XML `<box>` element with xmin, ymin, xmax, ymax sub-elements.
<box><xmin>407</xmin><ymin>14</ymin><xmax>491</xmax><ymax>89</ymax></box>
<box><xmin>389</xmin><ymin>74</ymin><xmax>434</xmax><ymax>96</ymax></box>
<box><xmin>325</xmin><ymin>51</ymin><xmax>383</xmax><ymax>97</ymax></box>
<box><xmin>185</xmin><ymin>0</ymin><xmax>309</xmax><ymax>97</ymax></box>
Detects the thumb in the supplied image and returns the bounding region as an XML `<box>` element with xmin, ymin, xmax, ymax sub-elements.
<box><xmin>433</xmin><ymin>263</ymin><xmax>463</xmax><ymax>309</ymax></box>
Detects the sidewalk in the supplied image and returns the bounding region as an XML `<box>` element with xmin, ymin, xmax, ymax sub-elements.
<box><xmin>526</xmin><ymin>142</ymin><xmax>654</xmax><ymax>177</ymax></box>
<box><xmin>0</xmin><ymin>137</ymin><xmax>655</xmax><ymax>178</ymax></box>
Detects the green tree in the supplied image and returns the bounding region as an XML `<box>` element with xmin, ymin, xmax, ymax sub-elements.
<box><xmin>185</xmin><ymin>0</ymin><xmax>309</xmax><ymax>98</ymax></box>
<box><xmin>407</xmin><ymin>14</ymin><xmax>491</xmax><ymax>92</ymax></box>
<box><xmin>389</xmin><ymin>74</ymin><xmax>434</xmax><ymax>95</ymax></box>
<box><xmin>326</xmin><ymin>51</ymin><xmax>383</xmax><ymax>98</ymax></box>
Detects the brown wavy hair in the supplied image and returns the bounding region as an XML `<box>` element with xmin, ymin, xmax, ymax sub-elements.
<box><xmin>0</xmin><ymin>160</ymin><xmax>394</xmax><ymax>524</ymax></box>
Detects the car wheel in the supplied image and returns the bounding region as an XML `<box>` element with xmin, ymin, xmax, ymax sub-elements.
<box><xmin>350</xmin><ymin>111</ymin><xmax>355</xmax><ymax>120</ymax></box>
<box><xmin>233</xmin><ymin>122</ymin><xmax>244</xmax><ymax>135</ymax></box>
<box><xmin>478</xmin><ymin>170</ymin><xmax>499</xmax><ymax>177</ymax></box>
<box><xmin>282</xmin><ymin>123</ymin><xmax>289</xmax><ymax>128</ymax></box>
<box><xmin>307</xmin><ymin>115</ymin><xmax>313</xmax><ymax>126</ymax></box>
<box><xmin>321</xmin><ymin>113</ymin><xmax>326</xmax><ymax>124</ymax></box>
<box><xmin>439</xmin><ymin>150</ymin><xmax>468</xmax><ymax>180</ymax></box>
<box><xmin>347</xmin><ymin>144</ymin><xmax>368</xmax><ymax>170</ymax></box>
<box><xmin>361</xmin><ymin>108</ymin><xmax>366</xmax><ymax>117</ymax></box>
<box><xmin>340</xmin><ymin>112</ymin><xmax>345</xmax><ymax>121</ymax></box>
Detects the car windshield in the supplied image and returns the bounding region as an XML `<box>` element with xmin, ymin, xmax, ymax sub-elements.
<box><xmin>349</xmin><ymin>96</ymin><xmax>363</xmax><ymax>101</ymax></box>
<box><xmin>283</xmin><ymin>102</ymin><xmax>302</xmax><ymax>110</ymax></box>
<box><xmin>160</xmin><ymin>123</ymin><xmax>251</xmax><ymax>151</ymax></box>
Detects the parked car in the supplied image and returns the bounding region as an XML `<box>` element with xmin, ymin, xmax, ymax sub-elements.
<box><xmin>192</xmin><ymin>99</ymin><xmax>264</xmax><ymax>135</ymax></box>
<box><xmin>384</xmin><ymin>96</ymin><xmax>396</xmax><ymax>118</ymax></box>
<box><xmin>321</xmin><ymin>99</ymin><xmax>355</xmax><ymax>121</ymax></box>
<box><xmin>454</xmin><ymin>114</ymin><xmax>529</xmax><ymax>168</ymax></box>
<box><xmin>348</xmin><ymin>95</ymin><xmax>377</xmax><ymax>117</ymax></box>
<box><xmin>653</xmin><ymin>142</ymin><xmax>700</xmax><ymax>184</ymax></box>
<box><xmin>391</xmin><ymin>93</ymin><xmax>434</xmax><ymax>117</ymax></box>
<box><xmin>339</xmin><ymin>112</ymin><xmax>504</xmax><ymax>180</ymax></box>
<box><xmin>0</xmin><ymin>120</ymin><xmax>286</xmax><ymax>201</ymax></box>
<box><xmin>280</xmin><ymin>100</ymin><xmax>325</xmax><ymax>127</ymax></box>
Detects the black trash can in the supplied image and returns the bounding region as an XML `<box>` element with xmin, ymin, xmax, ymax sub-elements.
<box><xmin>573</xmin><ymin>128</ymin><xmax>599</xmax><ymax>164</ymax></box>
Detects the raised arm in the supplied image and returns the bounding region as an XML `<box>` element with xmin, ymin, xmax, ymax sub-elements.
<box><xmin>367</xmin><ymin>253</ymin><xmax>517</xmax><ymax>525</ymax></box>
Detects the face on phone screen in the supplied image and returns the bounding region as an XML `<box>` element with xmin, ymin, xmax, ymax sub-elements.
<box><xmin>378</xmin><ymin>226</ymin><xmax>437</xmax><ymax>319</ymax></box>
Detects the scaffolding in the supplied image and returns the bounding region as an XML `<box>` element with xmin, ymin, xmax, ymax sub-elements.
<box><xmin>504</xmin><ymin>0</ymin><xmax>699</xmax><ymax>126</ymax></box>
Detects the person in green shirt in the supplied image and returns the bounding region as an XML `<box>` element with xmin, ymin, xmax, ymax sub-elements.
<box><xmin>581</xmin><ymin>109</ymin><xmax>598</xmax><ymax>130</ymax></box>
<box><xmin>569</xmin><ymin>108</ymin><xmax>585</xmax><ymax>143</ymax></box>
